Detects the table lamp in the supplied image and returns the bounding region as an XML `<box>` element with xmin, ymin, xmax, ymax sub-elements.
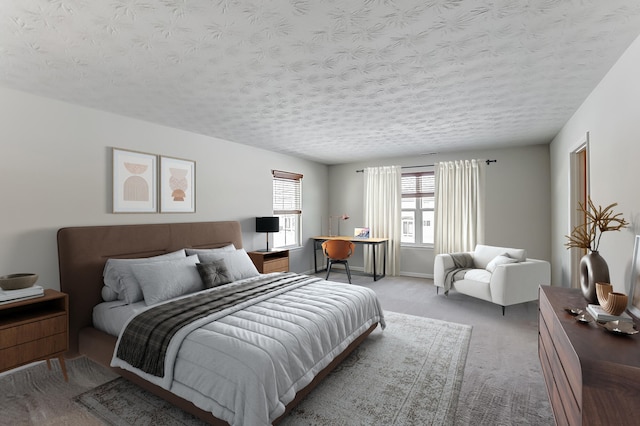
<box><xmin>255</xmin><ymin>217</ymin><xmax>280</xmax><ymax>251</ymax></box>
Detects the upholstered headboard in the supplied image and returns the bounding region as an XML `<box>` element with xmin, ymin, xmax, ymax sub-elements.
<box><xmin>57</xmin><ymin>221</ymin><xmax>243</xmax><ymax>357</ymax></box>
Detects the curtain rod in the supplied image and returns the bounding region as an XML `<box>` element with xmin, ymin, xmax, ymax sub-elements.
<box><xmin>355</xmin><ymin>159</ymin><xmax>496</xmax><ymax>173</ymax></box>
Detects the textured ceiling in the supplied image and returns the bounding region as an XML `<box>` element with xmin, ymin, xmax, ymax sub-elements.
<box><xmin>2</xmin><ymin>1</ymin><xmax>640</xmax><ymax>165</ymax></box>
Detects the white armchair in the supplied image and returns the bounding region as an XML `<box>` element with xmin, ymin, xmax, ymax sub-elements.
<box><xmin>434</xmin><ymin>244</ymin><xmax>551</xmax><ymax>315</ymax></box>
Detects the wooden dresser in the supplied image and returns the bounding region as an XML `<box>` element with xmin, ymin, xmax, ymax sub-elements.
<box><xmin>0</xmin><ymin>289</ymin><xmax>68</xmax><ymax>380</ymax></box>
<box><xmin>248</xmin><ymin>249</ymin><xmax>289</xmax><ymax>273</ymax></box>
<box><xmin>538</xmin><ymin>286</ymin><xmax>640</xmax><ymax>425</ymax></box>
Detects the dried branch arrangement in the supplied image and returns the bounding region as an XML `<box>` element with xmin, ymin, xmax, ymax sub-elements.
<box><xmin>565</xmin><ymin>197</ymin><xmax>628</xmax><ymax>251</ymax></box>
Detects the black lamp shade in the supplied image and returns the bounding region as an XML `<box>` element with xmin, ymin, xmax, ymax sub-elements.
<box><xmin>256</xmin><ymin>217</ymin><xmax>279</xmax><ymax>233</ymax></box>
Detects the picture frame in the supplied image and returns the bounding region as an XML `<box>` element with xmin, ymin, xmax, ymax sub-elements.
<box><xmin>112</xmin><ymin>148</ymin><xmax>157</xmax><ymax>213</ymax></box>
<box><xmin>160</xmin><ymin>155</ymin><xmax>196</xmax><ymax>213</ymax></box>
<box><xmin>627</xmin><ymin>235</ymin><xmax>640</xmax><ymax>319</ymax></box>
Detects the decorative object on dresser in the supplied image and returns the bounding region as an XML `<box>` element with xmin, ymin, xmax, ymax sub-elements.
<box><xmin>248</xmin><ymin>249</ymin><xmax>289</xmax><ymax>273</ymax></box>
<box><xmin>565</xmin><ymin>197</ymin><xmax>628</xmax><ymax>303</ymax></box>
<box><xmin>0</xmin><ymin>289</ymin><xmax>69</xmax><ymax>381</ymax></box>
<box><xmin>255</xmin><ymin>216</ymin><xmax>280</xmax><ymax>251</ymax></box>
<box><xmin>538</xmin><ymin>286</ymin><xmax>640</xmax><ymax>426</ymax></box>
<box><xmin>595</xmin><ymin>282</ymin><xmax>628</xmax><ymax>315</ymax></box>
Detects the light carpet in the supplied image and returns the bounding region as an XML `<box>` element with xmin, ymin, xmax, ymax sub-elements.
<box><xmin>71</xmin><ymin>311</ymin><xmax>471</xmax><ymax>425</ymax></box>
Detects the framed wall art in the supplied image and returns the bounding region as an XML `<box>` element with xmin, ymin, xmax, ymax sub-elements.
<box><xmin>112</xmin><ymin>148</ymin><xmax>157</xmax><ymax>213</ymax></box>
<box><xmin>160</xmin><ymin>155</ymin><xmax>196</xmax><ymax>213</ymax></box>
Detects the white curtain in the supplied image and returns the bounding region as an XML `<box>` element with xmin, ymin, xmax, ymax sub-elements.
<box><xmin>364</xmin><ymin>166</ymin><xmax>402</xmax><ymax>276</ymax></box>
<box><xmin>434</xmin><ymin>159</ymin><xmax>486</xmax><ymax>254</ymax></box>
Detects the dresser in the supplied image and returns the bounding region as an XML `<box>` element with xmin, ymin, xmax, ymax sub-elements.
<box><xmin>248</xmin><ymin>249</ymin><xmax>289</xmax><ymax>273</ymax></box>
<box><xmin>538</xmin><ymin>286</ymin><xmax>640</xmax><ymax>425</ymax></box>
<box><xmin>0</xmin><ymin>289</ymin><xmax>69</xmax><ymax>380</ymax></box>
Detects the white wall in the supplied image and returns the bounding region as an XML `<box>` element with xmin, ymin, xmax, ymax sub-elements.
<box><xmin>0</xmin><ymin>87</ymin><xmax>329</xmax><ymax>290</ymax></box>
<box><xmin>327</xmin><ymin>144</ymin><xmax>551</xmax><ymax>277</ymax></box>
<box><xmin>550</xmin><ymin>34</ymin><xmax>640</xmax><ymax>293</ymax></box>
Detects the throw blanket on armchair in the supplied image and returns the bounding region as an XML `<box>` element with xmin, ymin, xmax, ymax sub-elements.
<box><xmin>443</xmin><ymin>253</ymin><xmax>474</xmax><ymax>295</ymax></box>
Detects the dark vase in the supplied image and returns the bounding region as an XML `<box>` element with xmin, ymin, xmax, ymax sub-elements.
<box><xmin>580</xmin><ymin>251</ymin><xmax>610</xmax><ymax>304</ymax></box>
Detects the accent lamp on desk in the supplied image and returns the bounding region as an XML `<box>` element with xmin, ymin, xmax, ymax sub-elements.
<box><xmin>255</xmin><ymin>216</ymin><xmax>280</xmax><ymax>252</ymax></box>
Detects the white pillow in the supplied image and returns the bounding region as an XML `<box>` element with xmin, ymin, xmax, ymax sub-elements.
<box><xmin>103</xmin><ymin>249</ymin><xmax>187</xmax><ymax>304</ymax></box>
<box><xmin>185</xmin><ymin>244</ymin><xmax>236</xmax><ymax>256</ymax></box>
<box><xmin>197</xmin><ymin>248</ymin><xmax>260</xmax><ymax>281</ymax></box>
<box><xmin>131</xmin><ymin>255</ymin><xmax>203</xmax><ymax>305</ymax></box>
<box><xmin>101</xmin><ymin>285</ymin><xmax>119</xmax><ymax>302</ymax></box>
<box><xmin>486</xmin><ymin>254</ymin><xmax>518</xmax><ymax>273</ymax></box>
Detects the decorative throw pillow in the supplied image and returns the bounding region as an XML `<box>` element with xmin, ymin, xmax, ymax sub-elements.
<box><xmin>196</xmin><ymin>259</ymin><xmax>232</xmax><ymax>288</ymax></box>
<box><xmin>197</xmin><ymin>248</ymin><xmax>260</xmax><ymax>281</ymax></box>
<box><xmin>103</xmin><ymin>249</ymin><xmax>187</xmax><ymax>304</ymax></box>
<box><xmin>185</xmin><ymin>244</ymin><xmax>236</xmax><ymax>256</ymax></box>
<box><xmin>486</xmin><ymin>254</ymin><xmax>518</xmax><ymax>273</ymax></box>
<box><xmin>101</xmin><ymin>285</ymin><xmax>119</xmax><ymax>302</ymax></box>
<box><xmin>131</xmin><ymin>255</ymin><xmax>203</xmax><ymax>305</ymax></box>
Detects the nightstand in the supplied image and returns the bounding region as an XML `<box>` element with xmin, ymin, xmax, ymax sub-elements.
<box><xmin>248</xmin><ymin>249</ymin><xmax>290</xmax><ymax>273</ymax></box>
<box><xmin>0</xmin><ymin>289</ymin><xmax>69</xmax><ymax>381</ymax></box>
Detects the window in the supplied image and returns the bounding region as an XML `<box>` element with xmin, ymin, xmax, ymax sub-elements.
<box><xmin>401</xmin><ymin>171</ymin><xmax>435</xmax><ymax>245</ymax></box>
<box><xmin>272</xmin><ymin>170</ymin><xmax>303</xmax><ymax>248</ymax></box>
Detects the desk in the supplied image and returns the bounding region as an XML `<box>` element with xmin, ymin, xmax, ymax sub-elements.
<box><xmin>312</xmin><ymin>236</ymin><xmax>389</xmax><ymax>281</ymax></box>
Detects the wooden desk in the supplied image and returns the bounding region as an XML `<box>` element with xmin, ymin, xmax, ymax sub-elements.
<box><xmin>311</xmin><ymin>236</ymin><xmax>389</xmax><ymax>281</ymax></box>
<box><xmin>538</xmin><ymin>286</ymin><xmax>640</xmax><ymax>425</ymax></box>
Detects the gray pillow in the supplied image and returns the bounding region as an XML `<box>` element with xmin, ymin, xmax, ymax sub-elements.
<box><xmin>185</xmin><ymin>244</ymin><xmax>235</xmax><ymax>256</ymax></box>
<box><xmin>131</xmin><ymin>255</ymin><xmax>203</xmax><ymax>305</ymax></box>
<box><xmin>197</xmin><ymin>248</ymin><xmax>260</xmax><ymax>281</ymax></box>
<box><xmin>101</xmin><ymin>285</ymin><xmax>119</xmax><ymax>302</ymax></box>
<box><xmin>196</xmin><ymin>259</ymin><xmax>232</xmax><ymax>288</ymax></box>
<box><xmin>103</xmin><ymin>249</ymin><xmax>187</xmax><ymax>304</ymax></box>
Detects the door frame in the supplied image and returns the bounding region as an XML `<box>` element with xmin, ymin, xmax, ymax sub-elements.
<box><xmin>569</xmin><ymin>132</ymin><xmax>590</xmax><ymax>289</ymax></box>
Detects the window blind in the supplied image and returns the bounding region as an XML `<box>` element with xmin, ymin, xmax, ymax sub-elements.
<box><xmin>401</xmin><ymin>172</ymin><xmax>434</xmax><ymax>198</ymax></box>
<box><xmin>272</xmin><ymin>170</ymin><xmax>302</xmax><ymax>214</ymax></box>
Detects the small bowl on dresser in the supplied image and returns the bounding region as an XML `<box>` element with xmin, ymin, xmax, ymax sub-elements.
<box><xmin>0</xmin><ymin>273</ymin><xmax>39</xmax><ymax>290</ymax></box>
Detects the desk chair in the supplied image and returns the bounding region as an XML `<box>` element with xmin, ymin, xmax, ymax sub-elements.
<box><xmin>321</xmin><ymin>240</ymin><xmax>356</xmax><ymax>283</ymax></box>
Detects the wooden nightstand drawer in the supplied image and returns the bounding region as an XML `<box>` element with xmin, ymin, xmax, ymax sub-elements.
<box><xmin>263</xmin><ymin>257</ymin><xmax>289</xmax><ymax>273</ymax></box>
<box><xmin>0</xmin><ymin>332</ymin><xmax>67</xmax><ymax>370</ymax></box>
<box><xmin>0</xmin><ymin>314</ymin><xmax>67</xmax><ymax>349</ymax></box>
<box><xmin>248</xmin><ymin>250</ymin><xmax>290</xmax><ymax>273</ymax></box>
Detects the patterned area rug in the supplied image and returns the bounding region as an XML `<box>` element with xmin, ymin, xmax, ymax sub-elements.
<box><xmin>74</xmin><ymin>311</ymin><xmax>472</xmax><ymax>425</ymax></box>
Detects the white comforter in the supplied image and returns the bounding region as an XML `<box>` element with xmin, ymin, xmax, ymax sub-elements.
<box><xmin>111</xmin><ymin>273</ymin><xmax>385</xmax><ymax>426</ymax></box>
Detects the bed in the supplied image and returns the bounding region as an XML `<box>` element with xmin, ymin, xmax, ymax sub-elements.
<box><xmin>57</xmin><ymin>221</ymin><xmax>384</xmax><ymax>425</ymax></box>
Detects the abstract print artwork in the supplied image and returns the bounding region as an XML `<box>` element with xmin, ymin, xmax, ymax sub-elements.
<box><xmin>160</xmin><ymin>156</ymin><xmax>195</xmax><ymax>213</ymax></box>
<box><xmin>112</xmin><ymin>148</ymin><xmax>157</xmax><ymax>213</ymax></box>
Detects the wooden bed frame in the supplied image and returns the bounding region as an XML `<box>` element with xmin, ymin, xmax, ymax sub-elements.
<box><xmin>57</xmin><ymin>221</ymin><xmax>377</xmax><ymax>425</ymax></box>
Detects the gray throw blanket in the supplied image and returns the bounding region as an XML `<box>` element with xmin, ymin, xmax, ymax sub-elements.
<box><xmin>117</xmin><ymin>273</ymin><xmax>319</xmax><ymax>377</ymax></box>
<box><xmin>443</xmin><ymin>253</ymin><xmax>474</xmax><ymax>295</ymax></box>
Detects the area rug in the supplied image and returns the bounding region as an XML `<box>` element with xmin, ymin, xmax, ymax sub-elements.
<box><xmin>74</xmin><ymin>311</ymin><xmax>472</xmax><ymax>425</ymax></box>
